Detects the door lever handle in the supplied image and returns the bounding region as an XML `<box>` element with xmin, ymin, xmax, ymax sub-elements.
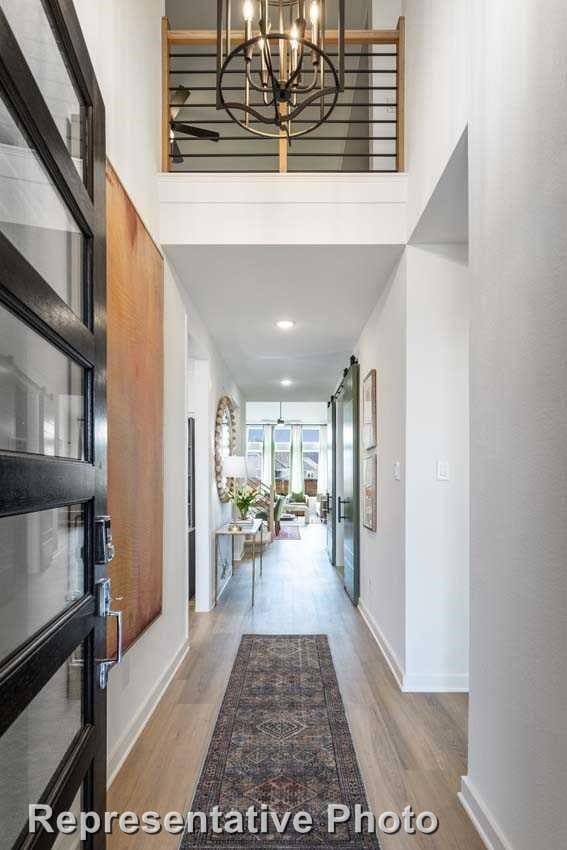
<box><xmin>96</xmin><ymin>578</ymin><xmax>124</xmax><ymax>689</ymax></box>
<box><xmin>338</xmin><ymin>496</ymin><xmax>351</xmax><ymax>522</ymax></box>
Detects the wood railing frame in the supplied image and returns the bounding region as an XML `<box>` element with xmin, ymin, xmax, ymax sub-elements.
<box><xmin>161</xmin><ymin>17</ymin><xmax>405</xmax><ymax>174</ymax></box>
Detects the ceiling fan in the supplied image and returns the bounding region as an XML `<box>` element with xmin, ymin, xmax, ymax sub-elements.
<box><xmin>170</xmin><ymin>86</ymin><xmax>220</xmax><ymax>163</ymax></box>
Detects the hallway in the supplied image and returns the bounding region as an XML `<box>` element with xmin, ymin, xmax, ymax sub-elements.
<box><xmin>108</xmin><ymin>525</ymin><xmax>483</xmax><ymax>850</ymax></box>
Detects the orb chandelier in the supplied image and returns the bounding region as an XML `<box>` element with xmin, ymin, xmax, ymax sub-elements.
<box><xmin>216</xmin><ymin>0</ymin><xmax>345</xmax><ymax>140</ymax></box>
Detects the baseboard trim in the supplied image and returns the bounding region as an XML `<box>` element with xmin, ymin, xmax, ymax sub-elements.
<box><xmin>107</xmin><ymin>639</ymin><xmax>190</xmax><ymax>786</ymax></box>
<box><xmin>458</xmin><ymin>776</ymin><xmax>514</xmax><ymax>850</ymax></box>
<box><xmin>358</xmin><ymin>600</ymin><xmax>404</xmax><ymax>691</ymax></box>
<box><xmin>402</xmin><ymin>673</ymin><xmax>469</xmax><ymax>693</ymax></box>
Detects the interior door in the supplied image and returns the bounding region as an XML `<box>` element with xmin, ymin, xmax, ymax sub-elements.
<box><xmin>188</xmin><ymin>417</ymin><xmax>196</xmax><ymax>600</ymax></box>
<box><xmin>0</xmin><ymin>2</ymin><xmax>108</xmax><ymax>847</ymax></box>
<box><xmin>325</xmin><ymin>399</ymin><xmax>336</xmax><ymax>563</ymax></box>
<box><xmin>339</xmin><ymin>359</ymin><xmax>360</xmax><ymax>604</ymax></box>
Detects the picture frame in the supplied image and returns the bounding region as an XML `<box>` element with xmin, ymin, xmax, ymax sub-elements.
<box><xmin>362</xmin><ymin>368</ymin><xmax>377</xmax><ymax>450</ymax></box>
<box><xmin>363</xmin><ymin>455</ymin><xmax>377</xmax><ymax>532</ymax></box>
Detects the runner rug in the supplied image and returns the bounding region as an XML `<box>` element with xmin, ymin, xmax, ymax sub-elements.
<box><xmin>180</xmin><ymin>634</ymin><xmax>380</xmax><ymax>850</ymax></box>
<box><xmin>277</xmin><ymin>524</ymin><xmax>301</xmax><ymax>540</ymax></box>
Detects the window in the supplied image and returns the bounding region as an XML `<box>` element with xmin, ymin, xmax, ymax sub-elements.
<box><xmin>246</xmin><ymin>425</ymin><xmax>263</xmax><ymax>481</ymax></box>
<box><xmin>302</xmin><ymin>426</ymin><xmax>320</xmax><ymax>495</ymax></box>
<box><xmin>274</xmin><ymin>426</ymin><xmax>291</xmax><ymax>495</ymax></box>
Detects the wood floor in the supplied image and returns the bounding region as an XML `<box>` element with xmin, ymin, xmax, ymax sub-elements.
<box><xmin>108</xmin><ymin>524</ymin><xmax>483</xmax><ymax>850</ymax></box>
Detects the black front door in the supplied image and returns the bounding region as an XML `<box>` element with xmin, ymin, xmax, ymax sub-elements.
<box><xmin>0</xmin><ymin>1</ymin><xmax>108</xmax><ymax>847</ymax></box>
<box><xmin>326</xmin><ymin>398</ymin><xmax>336</xmax><ymax>565</ymax></box>
<box><xmin>339</xmin><ymin>359</ymin><xmax>360</xmax><ymax>604</ymax></box>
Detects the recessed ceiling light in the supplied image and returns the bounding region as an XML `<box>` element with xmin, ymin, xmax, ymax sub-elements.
<box><xmin>276</xmin><ymin>319</ymin><xmax>296</xmax><ymax>331</ymax></box>
<box><xmin>280</xmin><ymin>379</ymin><xmax>293</xmax><ymax>387</ymax></box>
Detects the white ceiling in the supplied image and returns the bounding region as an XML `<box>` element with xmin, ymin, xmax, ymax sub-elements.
<box><xmin>166</xmin><ymin>244</ymin><xmax>403</xmax><ymax>401</ymax></box>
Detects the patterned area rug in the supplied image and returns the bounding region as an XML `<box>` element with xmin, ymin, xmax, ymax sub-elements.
<box><xmin>277</xmin><ymin>525</ymin><xmax>301</xmax><ymax>540</ymax></box>
<box><xmin>180</xmin><ymin>635</ymin><xmax>380</xmax><ymax>850</ymax></box>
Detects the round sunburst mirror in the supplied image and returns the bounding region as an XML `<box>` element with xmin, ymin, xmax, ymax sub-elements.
<box><xmin>215</xmin><ymin>395</ymin><xmax>238</xmax><ymax>502</ymax></box>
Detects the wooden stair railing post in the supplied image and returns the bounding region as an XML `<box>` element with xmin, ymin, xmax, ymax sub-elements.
<box><xmin>161</xmin><ymin>16</ymin><xmax>170</xmax><ymax>172</ymax></box>
<box><xmin>396</xmin><ymin>16</ymin><xmax>405</xmax><ymax>172</ymax></box>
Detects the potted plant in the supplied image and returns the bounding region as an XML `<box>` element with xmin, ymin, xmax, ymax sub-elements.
<box><xmin>231</xmin><ymin>484</ymin><xmax>259</xmax><ymax>520</ymax></box>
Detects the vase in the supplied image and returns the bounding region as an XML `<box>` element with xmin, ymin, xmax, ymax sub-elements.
<box><xmin>238</xmin><ymin>508</ymin><xmax>249</xmax><ymax>520</ymax></box>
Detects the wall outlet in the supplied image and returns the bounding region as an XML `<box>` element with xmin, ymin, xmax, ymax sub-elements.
<box><xmin>437</xmin><ymin>460</ymin><xmax>450</xmax><ymax>481</ymax></box>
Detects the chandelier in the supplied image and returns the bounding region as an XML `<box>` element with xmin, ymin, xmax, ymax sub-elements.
<box><xmin>216</xmin><ymin>0</ymin><xmax>345</xmax><ymax>140</ymax></box>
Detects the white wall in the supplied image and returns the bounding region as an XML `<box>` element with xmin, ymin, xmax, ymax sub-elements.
<box><xmin>372</xmin><ymin>0</ymin><xmax>401</xmax><ymax>28</ymax></box>
<box><xmin>402</xmin><ymin>0</ymin><xmax>469</xmax><ymax>236</ymax></box>
<box><xmin>159</xmin><ymin>173</ymin><xmax>407</xmax><ymax>247</ymax></box>
<box><xmin>405</xmin><ymin>244</ymin><xmax>469</xmax><ymax>691</ymax></box>
<box><xmin>462</xmin><ymin>2</ymin><xmax>567</xmax><ymax>849</ymax></box>
<box><xmin>182</xmin><ymin>281</ymin><xmax>246</xmax><ymax>611</ymax></box>
<box><xmin>356</xmin><ymin>244</ymin><xmax>469</xmax><ymax>693</ymax></box>
<box><xmin>73</xmin><ymin>0</ymin><xmax>163</xmax><ymax>238</ymax></box>
<box><xmin>74</xmin><ymin>1</ymin><xmax>191</xmax><ymax>777</ymax></box>
<box><xmin>356</xmin><ymin>255</ymin><xmax>407</xmax><ymax>682</ymax></box>
<box><xmin>246</xmin><ymin>401</ymin><xmax>327</xmax><ymax>424</ymax></box>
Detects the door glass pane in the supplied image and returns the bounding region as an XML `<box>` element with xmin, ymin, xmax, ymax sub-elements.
<box><xmin>0</xmin><ymin>505</ymin><xmax>85</xmax><ymax>662</ymax></box>
<box><xmin>0</xmin><ymin>644</ymin><xmax>84</xmax><ymax>849</ymax></box>
<box><xmin>0</xmin><ymin>0</ymin><xmax>86</xmax><ymax>178</ymax></box>
<box><xmin>52</xmin><ymin>785</ymin><xmax>82</xmax><ymax>850</ymax></box>
<box><xmin>0</xmin><ymin>304</ymin><xmax>85</xmax><ymax>459</ymax></box>
<box><xmin>0</xmin><ymin>89</ymin><xmax>84</xmax><ymax>317</ymax></box>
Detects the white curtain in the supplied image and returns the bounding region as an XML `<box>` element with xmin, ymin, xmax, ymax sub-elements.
<box><xmin>317</xmin><ymin>425</ymin><xmax>328</xmax><ymax>495</ymax></box>
<box><xmin>261</xmin><ymin>424</ymin><xmax>273</xmax><ymax>486</ymax></box>
<box><xmin>290</xmin><ymin>424</ymin><xmax>303</xmax><ymax>494</ymax></box>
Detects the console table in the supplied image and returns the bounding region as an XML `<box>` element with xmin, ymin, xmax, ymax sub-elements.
<box><xmin>214</xmin><ymin>518</ymin><xmax>263</xmax><ymax>607</ymax></box>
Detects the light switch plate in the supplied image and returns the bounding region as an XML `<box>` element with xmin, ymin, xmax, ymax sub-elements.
<box><xmin>393</xmin><ymin>461</ymin><xmax>401</xmax><ymax>481</ymax></box>
<box><xmin>437</xmin><ymin>460</ymin><xmax>450</xmax><ymax>481</ymax></box>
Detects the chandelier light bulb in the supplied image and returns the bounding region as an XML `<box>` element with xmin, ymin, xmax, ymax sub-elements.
<box><xmin>280</xmin><ymin>379</ymin><xmax>293</xmax><ymax>387</ymax></box>
<box><xmin>290</xmin><ymin>23</ymin><xmax>299</xmax><ymax>50</ymax></box>
<box><xmin>242</xmin><ymin>0</ymin><xmax>254</xmax><ymax>22</ymax></box>
<box><xmin>310</xmin><ymin>1</ymin><xmax>320</xmax><ymax>23</ymax></box>
<box><xmin>276</xmin><ymin>319</ymin><xmax>295</xmax><ymax>330</ymax></box>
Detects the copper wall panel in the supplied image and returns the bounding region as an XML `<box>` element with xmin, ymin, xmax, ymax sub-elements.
<box><xmin>106</xmin><ymin>162</ymin><xmax>164</xmax><ymax>652</ymax></box>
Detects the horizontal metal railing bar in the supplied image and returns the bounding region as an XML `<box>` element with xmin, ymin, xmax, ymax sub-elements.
<box><xmin>170</xmin><ymin>68</ymin><xmax>397</xmax><ymax>75</ymax></box>
<box><xmin>170</xmin><ymin>52</ymin><xmax>397</xmax><ymax>58</ymax></box>
<box><xmin>171</xmin><ymin>169</ymin><xmax>396</xmax><ymax>173</ymax></box>
<box><xmin>288</xmin><ymin>169</ymin><xmax>395</xmax><ymax>173</ymax></box>
<box><xmin>170</xmin><ymin>86</ymin><xmax>398</xmax><ymax>95</ymax></box>
<box><xmin>167</xmin><ymin>119</ymin><xmax>396</xmax><ymax>124</ymax></box>
<box><xmin>176</xmin><ymin>136</ymin><xmax>394</xmax><ymax>142</ymax></box>
<box><xmin>170</xmin><ymin>152</ymin><xmax>392</xmax><ymax>158</ymax></box>
<box><xmin>171</xmin><ymin>153</ymin><xmax>278</xmax><ymax>158</ymax></box>
<box><xmin>169</xmin><ymin>86</ymin><xmax>396</xmax><ymax>92</ymax></box>
<box><xmin>170</xmin><ymin>102</ymin><xmax>396</xmax><ymax>108</ymax></box>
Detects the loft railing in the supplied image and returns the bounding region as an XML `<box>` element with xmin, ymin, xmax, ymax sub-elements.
<box><xmin>161</xmin><ymin>17</ymin><xmax>405</xmax><ymax>174</ymax></box>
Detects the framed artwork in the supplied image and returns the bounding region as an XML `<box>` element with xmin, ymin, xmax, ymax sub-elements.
<box><xmin>107</xmin><ymin>163</ymin><xmax>164</xmax><ymax>652</ymax></box>
<box><xmin>362</xmin><ymin>368</ymin><xmax>377</xmax><ymax>450</ymax></box>
<box><xmin>363</xmin><ymin>455</ymin><xmax>377</xmax><ymax>532</ymax></box>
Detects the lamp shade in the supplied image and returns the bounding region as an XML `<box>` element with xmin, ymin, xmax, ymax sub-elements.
<box><xmin>223</xmin><ymin>455</ymin><xmax>248</xmax><ymax>479</ymax></box>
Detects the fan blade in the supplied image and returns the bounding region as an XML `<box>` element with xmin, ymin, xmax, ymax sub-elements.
<box><xmin>171</xmin><ymin>139</ymin><xmax>184</xmax><ymax>164</ymax></box>
<box><xmin>171</xmin><ymin>121</ymin><xmax>220</xmax><ymax>142</ymax></box>
<box><xmin>171</xmin><ymin>85</ymin><xmax>190</xmax><ymax>121</ymax></box>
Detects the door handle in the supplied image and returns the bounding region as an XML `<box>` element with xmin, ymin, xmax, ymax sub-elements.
<box><xmin>338</xmin><ymin>496</ymin><xmax>351</xmax><ymax>522</ymax></box>
<box><xmin>96</xmin><ymin>577</ymin><xmax>124</xmax><ymax>689</ymax></box>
